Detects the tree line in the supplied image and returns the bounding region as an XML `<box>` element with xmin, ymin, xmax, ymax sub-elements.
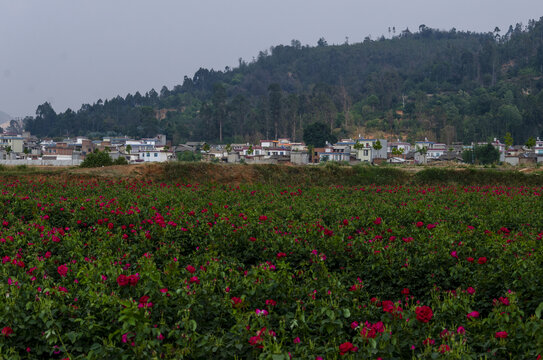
<box><xmin>24</xmin><ymin>17</ymin><xmax>543</xmax><ymax>145</ymax></box>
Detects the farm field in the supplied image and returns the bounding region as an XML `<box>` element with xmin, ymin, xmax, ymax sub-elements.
<box><xmin>1</xmin><ymin>177</ymin><xmax>542</xmax><ymax>359</ymax></box>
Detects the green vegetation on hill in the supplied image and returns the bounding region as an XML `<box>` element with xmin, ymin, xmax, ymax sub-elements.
<box><xmin>24</xmin><ymin>18</ymin><xmax>543</xmax><ymax>144</ymax></box>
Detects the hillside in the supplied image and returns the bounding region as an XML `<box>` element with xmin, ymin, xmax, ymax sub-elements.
<box><xmin>24</xmin><ymin>17</ymin><xmax>543</xmax><ymax>145</ymax></box>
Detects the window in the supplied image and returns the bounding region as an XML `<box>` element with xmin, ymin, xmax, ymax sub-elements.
<box><xmin>154</xmin><ymin>153</ymin><xmax>158</xmax><ymax>157</ymax></box>
<box><xmin>147</xmin><ymin>153</ymin><xmax>150</xmax><ymax>157</ymax></box>
<box><xmin>363</xmin><ymin>150</ymin><xmax>369</xmax><ymax>156</ymax></box>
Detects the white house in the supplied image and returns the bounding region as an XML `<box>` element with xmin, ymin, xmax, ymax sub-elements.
<box><xmin>239</xmin><ymin>146</ymin><xmax>264</xmax><ymax>156</ymax></box>
<box><xmin>388</xmin><ymin>141</ymin><xmax>411</xmax><ymax>155</ymax></box>
<box><xmin>260</xmin><ymin>140</ymin><xmax>276</xmax><ymax>148</ymax></box>
<box><xmin>0</xmin><ymin>136</ymin><xmax>24</xmax><ymax>153</ymax></box>
<box><xmin>534</xmin><ymin>137</ymin><xmax>543</xmax><ymax>156</ymax></box>
<box><xmin>427</xmin><ymin>143</ymin><xmax>447</xmax><ymax>159</ymax></box>
<box><xmin>265</xmin><ymin>148</ymin><xmax>290</xmax><ymax>157</ymax></box>
<box><xmin>415</xmin><ymin>138</ymin><xmax>433</xmax><ymax>152</ymax></box>
<box><xmin>138</xmin><ymin>150</ymin><xmax>174</xmax><ymax>163</ymax></box>
<box><xmin>354</xmin><ymin>147</ymin><xmax>373</xmax><ymax>162</ymax></box>
<box><xmin>353</xmin><ymin>138</ymin><xmax>388</xmax><ymax>162</ymax></box>
<box><xmin>318</xmin><ymin>151</ymin><xmax>351</xmax><ymax>162</ymax></box>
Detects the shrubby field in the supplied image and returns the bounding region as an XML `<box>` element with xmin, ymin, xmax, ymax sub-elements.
<box><xmin>1</xmin><ymin>178</ymin><xmax>543</xmax><ymax>359</ymax></box>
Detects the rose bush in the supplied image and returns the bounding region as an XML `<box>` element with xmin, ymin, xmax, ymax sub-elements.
<box><xmin>0</xmin><ymin>180</ymin><xmax>542</xmax><ymax>358</ymax></box>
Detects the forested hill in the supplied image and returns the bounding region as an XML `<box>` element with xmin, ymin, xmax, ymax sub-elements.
<box><xmin>25</xmin><ymin>18</ymin><xmax>543</xmax><ymax>144</ymax></box>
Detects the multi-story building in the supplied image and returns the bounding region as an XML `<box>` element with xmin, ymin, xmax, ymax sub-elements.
<box><xmin>0</xmin><ymin>136</ymin><xmax>24</xmax><ymax>153</ymax></box>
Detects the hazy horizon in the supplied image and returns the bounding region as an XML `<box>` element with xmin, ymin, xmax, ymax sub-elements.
<box><xmin>1</xmin><ymin>0</ymin><xmax>542</xmax><ymax>118</ymax></box>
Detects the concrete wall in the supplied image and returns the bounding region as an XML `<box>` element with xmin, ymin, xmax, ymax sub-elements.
<box><xmin>373</xmin><ymin>139</ymin><xmax>388</xmax><ymax>159</ymax></box>
<box><xmin>245</xmin><ymin>158</ymin><xmax>278</xmax><ymax>164</ymax></box>
<box><xmin>290</xmin><ymin>152</ymin><xmax>309</xmax><ymax>165</ymax></box>
<box><xmin>504</xmin><ymin>157</ymin><xmax>519</xmax><ymax>166</ymax></box>
<box><xmin>0</xmin><ymin>159</ymin><xmax>83</xmax><ymax>166</ymax></box>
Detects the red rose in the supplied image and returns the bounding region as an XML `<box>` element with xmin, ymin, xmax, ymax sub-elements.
<box><xmin>1</xmin><ymin>326</ymin><xmax>13</xmax><ymax>337</ymax></box>
<box><xmin>128</xmin><ymin>274</ymin><xmax>139</xmax><ymax>286</ymax></box>
<box><xmin>495</xmin><ymin>331</ymin><xmax>508</xmax><ymax>338</ymax></box>
<box><xmin>231</xmin><ymin>297</ymin><xmax>243</xmax><ymax>308</ymax></box>
<box><xmin>415</xmin><ymin>221</ymin><xmax>424</xmax><ymax>227</ymax></box>
<box><xmin>339</xmin><ymin>342</ymin><xmax>358</xmax><ymax>356</ymax></box>
<box><xmin>415</xmin><ymin>306</ymin><xmax>433</xmax><ymax>323</ymax></box>
<box><xmin>498</xmin><ymin>297</ymin><xmax>510</xmax><ymax>306</ymax></box>
<box><xmin>422</xmin><ymin>338</ymin><xmax>435</xmax><ymax>346</ymax></box>
<box><xmin>467</xmin><ymin>311</ymin><xmax>480</xmax><ymax>319</ymax></box>
<box><xmin>117</xmin><ymin>274</ymin><xmax>129</xmax><ymax>286</ymax></box>
<box><xmin>477</xmin><ymin>257</ymin><xmax>487</xmax><ymax>264</ymax></box>
<box><xmin>374</xmin><ymin>217</ymin><xmax>382</xmax><ymax>225</ymax></box>
<box><xmin>186</xmin><ymin>265</ymin><xmax>196</xmax><ymax>274</ymax></box>
<box><xmin>57</xmin><ymin>264</ymin><xmax>68</xmax><ymax>277</ymax></box>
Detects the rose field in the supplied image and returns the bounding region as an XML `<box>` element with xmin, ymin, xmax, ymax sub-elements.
<box><xmin>1</xmin><ymin>176</ymin><xmax>543</xmax><ymax>359</ymax></box>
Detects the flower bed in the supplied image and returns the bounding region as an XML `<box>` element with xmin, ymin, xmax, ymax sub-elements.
<box><xmin>1</xmin><ymin>179</ymin><xmax>542</xmax><ymax>359</ymax></box>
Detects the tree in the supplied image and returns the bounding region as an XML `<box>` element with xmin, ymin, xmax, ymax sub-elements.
<box><xmin>307</xmin><ymin>144</ymin><xmax>314</xmax><ymax>163</ymax></box>
<box><xmin>268</xmin><ymin>83</ymin><xmax>282</xmax><ymax>139</ymax></box>
<box><xmin>212</xmin><ymin>82</ymin><xmax>227</xmax><ymax>142</ymax></box>
<box><xmin>290</xmin><ymin>39</ymin><xmax>301</xmax><ymax>49</ymax></box>
<box><xmin>80</xmin><ymin>150</ymin><xmax>114</xmax><ymax>168</ymax></box>
<box><xmin>463</xmin><ymin>144</ymin><xmax>500</xmax><ymax>164</ymax></box>
<box><xmin>392</xmin><ymin>147</ymin><xmax>404</xmax><ymax>156</ymax></box>
<box><xmin>525</xmin><ymin>137</ymin><xmax>536</xmax><ymax>149</ymax></box>
<box><xmin>303</xmin><ymin>122</ymin><xmax>337</xmax><ymax>147</ymax></box>
<box><xmin>373</xmin><ymin>140</ymin><xmax>383</xmax><ymax>151</ymax></box>
<box><xmin>177</xmin><ymin>151</ymin><xmax>202</xmax><ymax>162</ymax></box>
<box><xmin>504</xmin><ymin>132</ymin><xmax>513</xmax><ymax>147</ymax></box>
<box><xmin>353</xmin><ymin>141</ymin><xmax>364</xmax><ymax>150</ymax></box>
<box><xmin>113</xmin><ymin>156</ymin><xmax>128</xmax><ymax>165</ymax></box>
<box><xmin>462</xmin><ymin>149</ymin><xmax>474</xmax><ymax>164</ymax></box>
<box><xmin>202</xmin><ymin>143</ymin><xmax>210</xmax><ymax>152</ymax></box>
<box><xmin>498</xmin><ymin>105</ymin><xmax>522</xmax><ymax>134</ymax></box>
<box><xmin>125</xmin><ymin>144</ymin><xmax>132</xmax><ymax>154</ymax></box>
<box><xmin>317</xmin><ymin>37</ymin><xmax>328</xmax><ymax>47</ymax></box>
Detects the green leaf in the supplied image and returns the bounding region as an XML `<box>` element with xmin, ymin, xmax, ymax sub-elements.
<box><xmin>66</xmin><ymin>331</ymin><xmax>78</xmax><ymax>343</ymax></box>
<box><xmin>535</xmin><ymin>302</ymin><xmax>543</xmax><ymax>319</ymax></box>
<box><xmin>189</xmin><ymin>320</ymin><xmax>197</xmax><ymax>331</ymax></box>
<box><xmin>343</xmin><ymin>308</ymin><xmax>351</xmax><ymax>318</ymax></box>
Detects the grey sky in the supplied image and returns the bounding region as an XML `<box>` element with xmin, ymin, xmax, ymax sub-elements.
<box><xmin>1</xmin><ymin>0</ymin><xmax>542</xmax><ymax>118</ymax></box>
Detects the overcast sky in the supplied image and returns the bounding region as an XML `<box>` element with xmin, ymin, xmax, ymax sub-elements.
<box><xmin>1</xmin><ymin>0</ymin><xmax>542</xmax><ymax>118</ymax></box>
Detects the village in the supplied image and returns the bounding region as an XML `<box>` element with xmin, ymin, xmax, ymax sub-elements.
<box><xmin>0</xmin><ymin>125</ymin><xmax>542</xmax><ymax>167</ymax></box>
